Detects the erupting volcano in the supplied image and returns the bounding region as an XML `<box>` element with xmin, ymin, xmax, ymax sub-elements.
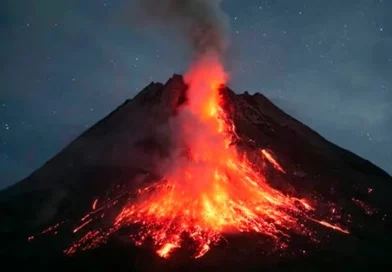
<box><xmin>75</xmin><ymin>54</ymin><xmax>351</xmax><ymax>259</ymax></box>
<box><xmin>2</xmin><ymin>60</ymin><xmax>392</xmax><ymax>270</ymax></box>
<box><xmin>26</xmin><ymin>54</ymin><xmax>353</xmax><ymax>260</ymax></box>
<box><xmin>2</xmin><ymin>0</ymin><xmax>392</xmax><ymax>270</ymax></box>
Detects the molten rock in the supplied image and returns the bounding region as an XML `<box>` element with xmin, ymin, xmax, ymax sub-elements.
<box><xmin>1</xmin><ymin>59</ymin><xmax>392</xmax><ymax>271</ymax></box>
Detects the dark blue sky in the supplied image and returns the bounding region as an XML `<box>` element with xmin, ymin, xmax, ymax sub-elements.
<box><xmin>1</xmin><ymin>0</ymin><xmax>391</xmax><ymax>189</ymax></box>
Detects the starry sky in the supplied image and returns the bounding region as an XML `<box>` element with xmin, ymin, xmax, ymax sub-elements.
<box><xmin>1</xmin><ymin>0</ymin><xmax>391</xmax><ymax>189</ymax></box>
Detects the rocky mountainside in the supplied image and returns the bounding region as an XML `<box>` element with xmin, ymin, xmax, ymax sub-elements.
<box><xmin>1</xmin><ymin>75</ymin><xmax>392</xmax><ymax>271</ymax></box>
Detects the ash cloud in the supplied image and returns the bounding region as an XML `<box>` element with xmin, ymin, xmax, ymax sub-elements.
<box><xmin>130</xmin><ymin>0</ymin><xmax>229</xmax><ymax>58</ymax></box>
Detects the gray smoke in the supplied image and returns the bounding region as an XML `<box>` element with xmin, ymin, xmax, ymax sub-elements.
<box><xmin>130</xmin><ymin>0</ymin><xmax>229</xmax><ymax>58</ymax></box>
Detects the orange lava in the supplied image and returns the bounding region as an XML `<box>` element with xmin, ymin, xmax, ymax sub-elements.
<box><xmin>261</xmin><ymin>149</ymin><xmax>285</xmax><ymax>173</ymax></box>
<box><xmin>34</xmin><ymin>53</ymin><xmax>351</xmax><ymax>258</ymax></box>
<box><xmin>313</xmin><ymin>220</ymin><xmax>350</xmax><ymax>234</ymax></box>
<box><xmin>108</xmin><ymin>53</ymin><xmax>349</xmax><ymax>258</ymax></box>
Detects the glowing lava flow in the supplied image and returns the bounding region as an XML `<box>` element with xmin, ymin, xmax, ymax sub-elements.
<box><xmin>106</xmin><ymin>54</ymin><xmax>349</xmax><ymax>259</ymax></box>
<box><xmin>32</xmin><ymin>53</ymin><xmax>350</xmax><ymax>259</ymax></box>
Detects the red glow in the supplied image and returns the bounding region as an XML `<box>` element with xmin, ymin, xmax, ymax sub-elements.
<box><xmin>34</xmin><ymin>53</ymin><xmax>350</xmax><ymax>258</ymax></box>
<box><xmin>261</xmin><ymin>149</ymin><xmax>285</xmax><ymax>173</ymax></box>
<box><xmin>73</xmin><ymin>219</ymin><xmax>93</xmax><ymax>233</ymax></box>
<box><xmin>107</xmin><ymin>53</ymin><xmax>349</xmax><ymax>258</ymax></box>
<box><xmin>92</xmin><ymin>199</ymin><xmax>98</xmax><ymax>210</ymax></box>
<box><xmin>313</xmin><ymin>220</ymin><xmax>349</xmax><ymax>234</ymax></box>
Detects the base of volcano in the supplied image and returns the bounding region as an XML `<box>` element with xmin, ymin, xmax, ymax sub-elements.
<box><xmin>21</xmin><ymin>231</ymin><xmax>388</xmax><ymax>272</ymax></box>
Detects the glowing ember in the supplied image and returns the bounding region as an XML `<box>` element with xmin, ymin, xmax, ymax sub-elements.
<box><xmin>33</xmin><ymin>53</ymin><xmax>350</xmax><ymax>259</ymax></box>
<box><xmin>261</xmin><ymin>149</ymin><xmax>285</xmax><ymax>173</ymax></box>
<box><xmin>92</xmin><ymin>199</ymin><xmax>98</xmax><ymax>210</ymax></box>
<box><xmin>312</xmin><ymin>220</ymin><xmax>349</xmax><ymax>234</ymax></box>
<box><xmin>352</xmin><ymin>198</ymin><xmax>377</xmax><ymax>215</ymax></box>
<box><xmin>157</xmin><ymin>242</ymin><xmax>181</xmax><ymax>258</ymax></box>
<box><xmin>73</xmin><ymin>219</ymin><xmax>93</xmax><ymax>233</ymax></box>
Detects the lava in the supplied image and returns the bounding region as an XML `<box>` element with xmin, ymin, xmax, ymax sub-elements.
<box><xmin>102</xmin><ymin>53</ymin><xmax>349</xmax><ymax>258</ymax></box>
<box><xmin>73</xmin><ymin>219</ymin><xmax>93</xmax><ymax>233</ymax></box>
<box><xmin>33</xmin><ymin>53</ymin><xmax>350</xmax><ymax>259</ymax></box>
<box><xmin>92</xmin><ymin>199</ymin><xmax>98</xmax><ymax>210</ymax></box>
<box><xmin>313</xmin><ymin>220</ymin><xmax>350</xmax><ymax>234</ymax></box>
<box><xmin>261</xmin><ymin>149</ymin><xmax>285</xmax><ymax>173</ymax></box>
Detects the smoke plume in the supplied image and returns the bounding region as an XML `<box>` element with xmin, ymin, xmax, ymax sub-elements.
<box><xmin>130</xmin><ymin>0</ymin><xmax>229</xmax><ymax>58</ymax></box>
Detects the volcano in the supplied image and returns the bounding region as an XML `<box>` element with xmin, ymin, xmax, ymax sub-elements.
<box><xmin>1</xmin><ymin>68</ymin><xmax>392</xmax><ymax>271</ymax></box>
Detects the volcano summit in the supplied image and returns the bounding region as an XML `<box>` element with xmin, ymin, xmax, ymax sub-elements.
<box><xmin>1</xmin><ymin>60</ymin><xmax>392</xmax><ymax>271</ymax></box>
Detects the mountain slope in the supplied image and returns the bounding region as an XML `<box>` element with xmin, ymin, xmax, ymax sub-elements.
<box><xmin>1</xmin><ymin>75</ymin><xmax>391</xmax><ymax>271</ymax></box>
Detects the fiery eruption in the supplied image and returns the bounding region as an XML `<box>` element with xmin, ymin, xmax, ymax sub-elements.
<box><xmin>111</xmin><ymin>54</ymin><xmax>349</xmax><ymax>258</ymax></box>
<box><xmin>58</xmin><ymin>54</ymin><xmax>349</xmax><ymax>258</ymax></box>
<box><xmin>29</xmin><ymin>53</ymin><xmax>350</xmax><ymax>259</ymax></box>
<box><xmin>111</xmin><ymin>54</ymin><xmax>310</xmax><ymax>258</ymax></box>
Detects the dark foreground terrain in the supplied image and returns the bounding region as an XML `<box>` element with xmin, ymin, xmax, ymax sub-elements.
<box><xmin>1</xmin><ymin>75</ymin><xmax>391</xmax><ymax>271</ymax></box>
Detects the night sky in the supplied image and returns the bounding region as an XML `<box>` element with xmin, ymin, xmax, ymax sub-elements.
<box><xmin>1</xmin><ymin>0</ymin><xmax>391</xmax><ymax>189</ymax></box>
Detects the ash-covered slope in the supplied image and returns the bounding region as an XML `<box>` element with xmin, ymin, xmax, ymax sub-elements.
<box><xmin>1</xmin><ymin>75</ymin><xmax>392</xmax><ymax>271</ymax></box>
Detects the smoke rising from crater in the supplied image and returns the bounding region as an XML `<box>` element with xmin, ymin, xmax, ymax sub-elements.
<box><xmin>131</xmin><ymin>0</ymin><xmax>229</xmax><ymax>58</ymax></box>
